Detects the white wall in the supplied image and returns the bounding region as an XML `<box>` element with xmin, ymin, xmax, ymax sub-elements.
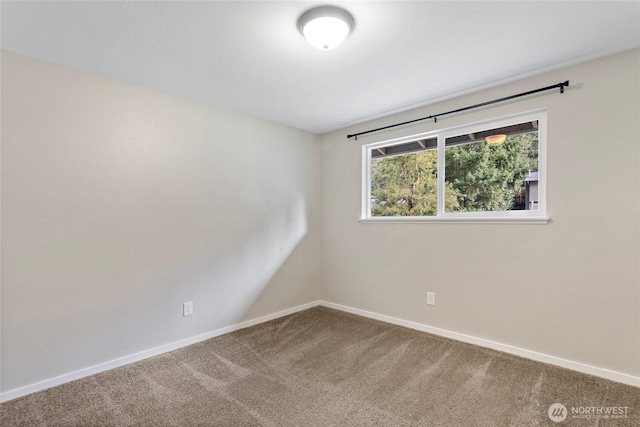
<box><xmin>1</xmin><ymin>51</ymin><xmax>321</xmax><ymax>393</ymax></box>
<box><xmin>320</xmin><ymin>49</ymin><xmax>640</xmax><ymax>377</ymax></box>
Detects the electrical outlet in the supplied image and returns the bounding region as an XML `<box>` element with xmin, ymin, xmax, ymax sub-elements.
<box><xmin>427</xmin><ymin>292</ymin><xmax>435</xmax><ymax>306</ymax></box>
<box><xmin>183</xmin><ymin>301</ymin><xmax>193</xmax><ymax>317</ymax></box>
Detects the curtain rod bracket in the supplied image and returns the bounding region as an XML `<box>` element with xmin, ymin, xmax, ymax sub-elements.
<box><xmin>560</xmin><ymin>80</ymin><xmax>569</xmax><ymax>94</ymax></box>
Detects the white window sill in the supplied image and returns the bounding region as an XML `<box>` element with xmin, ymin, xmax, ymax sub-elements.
<box><xmin>359</xmin><ymin>216</ymin><xmax>550</xmax><ymax>225</ymax></box>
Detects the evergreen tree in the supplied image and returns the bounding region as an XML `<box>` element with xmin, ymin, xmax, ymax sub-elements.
<box><xmin>371</xmin><ymin>150</ymin><xmax>459</xmax><ymax>216</ymax></box>
<box><xmin>370</xmin><ymin>133</ymin><xmax>537</xmax><ymax>215</ymax></box>
<box><xmin>445</xmin><ymin>133</ymin><xmax>537</xmax><ymax>211</ymax></box>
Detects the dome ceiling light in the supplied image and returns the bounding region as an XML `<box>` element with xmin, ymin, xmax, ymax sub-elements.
<box><xmin>297</xmin><ymin>6</ymin><xmax>354</xmax><ymax>50</ymax></box>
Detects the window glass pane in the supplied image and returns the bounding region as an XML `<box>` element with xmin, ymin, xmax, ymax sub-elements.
<box><xmin>444</xmin><ymin>123</ymin><xmax>539</xmax><ymax>212</ymax></box>
<box><xmin>370</xmin><ymin>150</ymin><xmax>440</xmax><ymax>216</ymax></box>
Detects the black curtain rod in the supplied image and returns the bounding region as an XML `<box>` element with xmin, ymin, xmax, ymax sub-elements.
<box><xmin>347</xmin><ymin>80</ymin><xmax>569</xmax><ymax>140</ymax></box>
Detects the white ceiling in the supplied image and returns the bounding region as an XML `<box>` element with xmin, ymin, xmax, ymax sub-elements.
<box><xmin>2</xmin><ymin>1</ymin><xmax>639</xmax><ymax>134</ymax></box>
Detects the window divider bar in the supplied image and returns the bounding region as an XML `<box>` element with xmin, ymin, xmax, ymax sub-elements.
<box><xmin>436</xmin><ymin>135</ymin><xmax>445</xmax><ymax>216</ymax></box>
<box><xmin>347</xmin><ymin>81</ymin><xmax>568</xmax><ymax>140</ymax></box>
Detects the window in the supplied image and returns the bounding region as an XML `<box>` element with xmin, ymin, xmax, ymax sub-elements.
<box><xmin>362</xmin><ymin>111</ymin><xmax>547</xmax><ymax>223</ymax></box>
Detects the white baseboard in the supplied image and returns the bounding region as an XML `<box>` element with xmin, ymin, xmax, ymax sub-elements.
<box><xmin>3</xmin><ymin>299</ymin><xmax>638</xmax><ymax>402</ymax></box>
<box><xmin>319</xmin><ymin>301</ymin><xmax>640</xmax><ymax>388</ymax></box>
<box><xmin>0</xmin><ymin>300</ymin><xmax>321</xmax><ymax>403</ymax></box>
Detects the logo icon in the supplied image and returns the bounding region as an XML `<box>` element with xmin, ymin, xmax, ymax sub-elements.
<box><xmin>548</xmin><ymin>403</ymin><xmax>568</xmax><ymax>423</ymax></box>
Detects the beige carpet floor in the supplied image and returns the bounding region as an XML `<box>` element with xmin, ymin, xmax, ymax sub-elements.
<box><xmin>1</xmin><ymin>306</ymin><xmax>639</xmax><ymax>426</ymax></box>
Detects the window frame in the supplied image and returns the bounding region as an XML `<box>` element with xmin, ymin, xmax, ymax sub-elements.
<box><xmin>361</xmin><ymin>110</ymin><xmax>548</xmax><ymax>224</ymax></box>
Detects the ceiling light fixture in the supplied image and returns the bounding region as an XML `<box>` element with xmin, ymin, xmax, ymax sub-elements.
<box><xmin>297</xmin><ymin>6</ymin><xmax>354</xmax><ymax>50</ymax></box>
<box><xmin>485</xmin><ymin>134</ymin><xmax>507</xmax><ymax>146</ymax></box>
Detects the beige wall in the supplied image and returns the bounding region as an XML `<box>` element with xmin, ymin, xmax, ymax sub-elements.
<box><xmin>320</xmin><ymin>49</ymin><xmax>640</xmax><ymax>377</ymax></box>
<box><xmin>1</xmin><ymin>51</ymin><xmax>321</xmax><ymax>392</ymax></box>
<box><xmin>2</xmin><ymin>47</ymin><xmax>639</xmax><ymax>395</ymax></box>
